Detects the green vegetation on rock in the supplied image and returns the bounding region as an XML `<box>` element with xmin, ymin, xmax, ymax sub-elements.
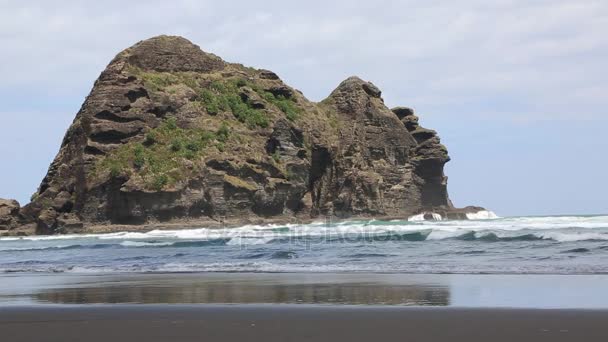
<box><xmin>261</xmin><ymin>92</ymin><xmax>301</xmax><ymax>121</ymax></box>
<box><xmin>95</xmin><ymin>118</ymin><xmax>231</xmax><ymax>191</ymax></box>
<box><xmin>138</xmin><ymin>72</ymin><xmax>181</xmax><ymax>92</ymax></box>
<box><xmin>199</xmin><ymin>79</ymin><xmax>269</xmax><ymax>128</ymax></box>
<box><xmin>272</xmin><ymin>150</ymin><xmax>281</xmax><ymax>163</ymax></box>
<box><xmin>128</xmin><ymin>65</ymin><xmax>302</xmax><ymax>127</ymax></box>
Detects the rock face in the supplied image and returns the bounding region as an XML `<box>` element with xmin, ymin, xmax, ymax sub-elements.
<box><xmin>0</xmin><ymin>199</ymin><xmax>21</xmax><ymax>230</ymax></box>
<box><xmin>17</xmin><ymin>35</ymin><xmax>472</xmax><ymax>234</ymax></box>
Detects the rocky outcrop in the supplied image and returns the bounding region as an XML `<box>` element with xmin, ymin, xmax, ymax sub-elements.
<box><xmin>13</xmin><ymin>35</ymin><xmax>481</xmax><ymax>234</ymax></box>
<box><xmin>391</xmin><ymin>106</ymin><xmax>451</xmax><ymax>208</ymax></box>
<box><xmin>0</xmin><ymin>199</ymin><xmax>20</xmax><ymax>230</ymax></box>
<box><xmin>313</xmin><ymin>77</ymin><xmax>420</xmax><ymax>217</ymax></box>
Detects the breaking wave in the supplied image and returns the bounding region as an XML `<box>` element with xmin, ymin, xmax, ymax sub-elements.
<box><xmin>408</xmin><ymin>213</ymin><xmax>443</xmax><ymax>221</ymax></box>
<box><xmin>466</xmin><ymin>210</ymin><xmax>500</xmax><ymax>220</ymax></box>
<box><xmin>408</xmin><ymin>210</ymin><xmax>499</xmax><ymax>221</ymax></box>
<box><xmin>2</xmin><ymin>215</ymin><xmax>608</xmax><ymax>275</ymax></box>
<box><xmin>3</xmin><ymin>215</ymin><xmax>608</xmax><ymax>250</ymax></box>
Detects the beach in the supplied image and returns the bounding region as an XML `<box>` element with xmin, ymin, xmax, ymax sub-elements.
<box><xmin>3</xmin><ymin>305</ymin><xmax>608</xmax><ymax>342</ymax></box>
<box><xmin>1</xmin><ymin>273</ymin><xmax>608</xmax><ymax>341</ymax></box>
<box><xmin>2</xmin><ymin>215</ymin><xmax>608</xmax><ymax>341</ymax></box>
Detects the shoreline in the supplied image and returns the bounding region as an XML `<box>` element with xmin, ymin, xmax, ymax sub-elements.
<box><xmin>2</xmin><ymin>305</ymin><xmax>607</xmax><ymax>342</ymax></box>
<box><xmin>2</xmin><ymin>207</ymin><xmax>489</xmax><ymax>237</ymax></box>
<box><xmin>3</xmin><ymin>215</ymin><xmax>361</xmax><ymax>237</ymax></box>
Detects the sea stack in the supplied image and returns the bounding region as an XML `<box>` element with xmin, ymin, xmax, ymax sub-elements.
<box><xmin>7</xmin><ymin>35</ymin><xmax>481</xmax><ymax>235</ymax></box>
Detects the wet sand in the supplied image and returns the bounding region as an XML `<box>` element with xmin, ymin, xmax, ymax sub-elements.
<box><xmin>2</xmin><ymin>273</ymin><xmax>608</xmax><ymax>341</ymax></box>
<box><xmin>4</xmin><ymin>273</ymin><xmax>608</xmax><ymax>308</ymax></box>
<box><xmin>2</xmin><ymin>305</ymin><xmax>608</xmax><ymax>342</ymax></box>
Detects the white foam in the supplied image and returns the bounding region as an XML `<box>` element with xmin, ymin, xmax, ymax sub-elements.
<box><xmin>119</xmin><ymin>241</ymin><xmax>174</xmax><ymax>247</ymax></box>
<box><xmin>2</xmin><ymin>215</ymin><xmax>608</xmax><ymax>247</ymax></box>
<box><xmin>226</xmin><ymin>236</ymin><xmax>274</xmax><ymax>246</ymax></box>
<box><xmin>1</xmin><ymin>233</ymin><xmax>101</xmax><ymax>241</ymax></box>
<box><xmin>466</xmin><ymin>210</ymin><xmax>499</xmax><ymax>220</ymax></box>
<box><xmin>408</xmin><ymin>214</ymin><xmax>425</xmax><ymax>221</ymax></box>
<box><xmin>426</xmin><ymin>230</ymin><xmax>471</xmax><ymax>240</ymax></box>
<box><xmin>98</xmin><ymin>232</ymin><xmax>151</xmax><ymax>240</ymax></box>
<box><xmin>0</xmin><ymin>245</ymin><xmax>72</xmax><ymax>252</ymax></box>
<box><xmin>408</xmin><ymin>213</ymin><xmax>443</xmax><ymax>222</ymax></box>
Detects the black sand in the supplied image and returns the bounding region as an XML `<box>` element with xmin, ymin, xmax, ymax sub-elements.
<box><xmin>2</xmin><ymin>273</ymin><xmax>608</xmax><ymax>341</ymax></box>
<box><xmin>2</xmin><ymin>305</ymin><xmax>608</xmax><ymax>342</ymax></box>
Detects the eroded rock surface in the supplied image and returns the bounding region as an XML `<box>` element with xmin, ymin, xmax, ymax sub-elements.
<box><xmin>0</xmin><ymin>199</ymin><xmax>20</xmax><ymax>230</ymax></box>
<box><xmin>16</xmin><ymin>35</ymin><xmax>477</xmax><ymax>234</ymax></box>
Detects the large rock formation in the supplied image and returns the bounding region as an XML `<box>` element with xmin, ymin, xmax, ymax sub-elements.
<box><xmin>10</xmin><ymin>35</ymin><xmax>478</xmax><ymax>234</ymax></box>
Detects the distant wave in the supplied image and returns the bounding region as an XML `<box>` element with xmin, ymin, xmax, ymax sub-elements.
<box><xmin>4</xmin><ymin>214</ymin><xmax>608</xmax><ymax>276</ymax></box>
<box><xmin>2</xmin><ymin>215</ymin><xmax>608</xmax><ymax>257</ymax></box>
<box><xmin>0</xmin><ymin>238</ymin><xmax>231</xmax><ymax>252</ymax></box>
<box><xmin>326</xmin><ymin>230</ymin><xmax>432</xmax><ymax>243</ymax></box>
<box><xmin>119</xmin><ymin>239</ymin><xmax>230</xmax><ymax>248</ymax></box>
<box><xmin>266</xmin><ymin>230</ymin><xmax>433</xmax><ymax>244</ymax></box>
<box><xmin>476</xmin><ymin>233</ymin><xmax>545</xmax><ymax>242</ymax></box>
<box><xmin>452</xmin><ymin>231</ymin><xmax>608</xmax><ymax>243</ymax></box>
<box><xmin>3</xmin><ymin>230</ymin><xmax>608</xmax><ymax>253</ymax></box>
<box><xmin>2</xmin><ymin>215</ymin><xmax>608</xmax><ymax>244</ymax></box>
<box><xmin>0</xmin><ymin>243</ymin><xmax>118</xmax><ymax>252</ymax></box>
<box><xmin>267</xmin><ymin>230</ymin><xmax>608</xmax><ymax>244</ymax></box>
<box><xmin>119</xmin><ymin>241</ymin><xmax>174</xmax><ymax>247</ymax></box>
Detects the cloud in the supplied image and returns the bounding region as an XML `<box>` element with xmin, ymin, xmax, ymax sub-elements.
<box><xmin>0</xmin><ymin>0</ymin><xmax>607</xmax><ymax>212</ymax></box>
<box><xmin>0</xmin><ymin>0</ymin><xmax>606</xmax><ymax>122</ymax></box>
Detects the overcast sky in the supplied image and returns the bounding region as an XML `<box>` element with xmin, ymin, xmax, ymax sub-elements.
<box><xmin>1</xmin><ymin>0</ymin><xmax>607</xmax><ymax>216</ymax></box>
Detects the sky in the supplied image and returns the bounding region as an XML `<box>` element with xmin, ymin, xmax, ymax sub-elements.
<box><xmin>0</xmin><ymin>0</ymin><xmax>607</xmax><ymax>216</ymax></box>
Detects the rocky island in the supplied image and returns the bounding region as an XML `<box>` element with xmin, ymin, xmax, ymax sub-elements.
<box><xmin>0</xmin><ymin>36</ymin><xmax>484</xmax><ymax>235</ymax></box>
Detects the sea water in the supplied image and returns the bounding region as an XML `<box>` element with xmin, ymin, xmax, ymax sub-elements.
<box><xmin>1</xmin><ymin>214</ymin><xmax>608</xmax><ymax>274</ymax></box>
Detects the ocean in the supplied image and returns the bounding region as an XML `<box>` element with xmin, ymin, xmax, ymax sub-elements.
<box><xmin>2</xmin><ymin>213</ymin><xmax>608</xmax><ymax>275</ymax></box>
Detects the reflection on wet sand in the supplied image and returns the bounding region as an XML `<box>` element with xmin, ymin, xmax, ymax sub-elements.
<box><xmin>33</xmin><ymin>274</ymin><xmax>450</xmax><ymax>305</ymax></box>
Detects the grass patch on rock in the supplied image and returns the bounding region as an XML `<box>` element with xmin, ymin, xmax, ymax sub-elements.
<box><xmin>127</xmin><ymin>65</ymin><xmax>302</xmax><ymax>127</ymax></box>
<box><xmin>138</xmin><ymin>72</ymin><xmax>180</xmax><ymax>92</ymax></box>
<box><xmin>95</xmin><ymin>118</ymin><xmax>231</xmax><ymax>191</ymax></box>
<box><xmin>261</xmin><ymin>91</ymin><xmax>301</xmax><ymax>121</ymax></box>
<box><xmin>223</xmin><ymin>174</ymin><xmax>258</xmax><ymax>191</ymax></box>
<box><xmin>197</xmin><ymin>79</ymin><xmax>270</xmax><ymax>128</ymax></box>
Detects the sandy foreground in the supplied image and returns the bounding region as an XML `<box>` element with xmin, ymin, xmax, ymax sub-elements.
<box><xmin>2</xmin><ymin>273</ymin><xmax>608</xmax><ymax>341</ymax></box>
<box><xmin>1</xmin><ymin>305</ymin><xmax>608</xmax><ymax>342</ymax></box>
